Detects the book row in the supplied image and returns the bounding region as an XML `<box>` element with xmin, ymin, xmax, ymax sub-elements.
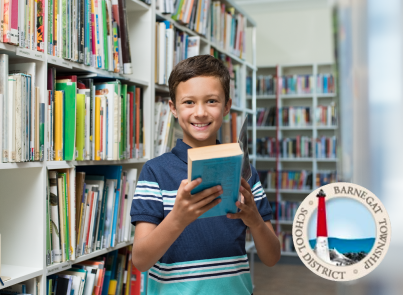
<box><xmin>258</xmin><ymin>170</ymin><xmax>313</xmax><ymax>191</ymax></box>
<box><xmin>0</xmin><ymin>57</ymin><xmax>44</xmax><ymax>163</ymax></box>
<box><xmin>0</xmin><ymin>277</ymin><xmax>40</xmax><ymax>295</ymax></box>
<box><xmin>155</xmin><ymin>21</ymin><xmax>200</xmax><ymax>85</ymax></box>
<box><xmin>46</xmin><ymin>247</ymin><xmax>147</xmax><ymax>295</ymax></box>
<box><xmin>154</xmin><ymin>98</ymin><xmax>182</xmax><ymax>157</ymax></box>
<box><xmin>247</xmin><ymin>74</ymin><xmax>336</xmax><ymax>96</ymax></box>
<box><xmin>316</xmin><ymin>171</ymin><xmax>337</xmax><ymax>187</ymax></box>
<box><xmin>269</xmin><ymin>201</ymin><xmax>301</xmax><ymax>221</ymax></box>
<box><xmin>255</xmin><ymin>136</ymin><xmax>337</xmax><ymax>159</ymax></box>
<box><xmin>47</xmin><ymin>71</ymin><xmax>144</xmax><ymax>162</ymax></box>
<box><xmin>47</xmin><ymin>0</ymin><xmax>133</xmax><ymax>74</ymax></box>
<box><xmin>279</xmin><ymin>232</ymin><xmax>294</xmax><ymax>253</ymax></box>
<box><xmin>210</xmin><ymin>1</ymin><xmax>246</xmax><ymax>58</ymax></box>
<box><xmin>217</xmin><ymin>112</ymin><xmax>243</xmax><ymax>144</ymax></box>
<box><xmin>46</xmin><ymin>166</ymin><xmax>137</xmax><ymax>265</ymax></box>
<box><xmin>210</xmin><ymin>48</ymin><xmax>242</xmax><ymax>108</ymax></box>
<box><xmin>252</xmin><ymin>105</ymin><xmax>338</xmax><ymax>127</ymax></box>
<box><xmin>0</xmin><ymin>0</ymin><xmax>44</xmax><ymax>51</ymax></box>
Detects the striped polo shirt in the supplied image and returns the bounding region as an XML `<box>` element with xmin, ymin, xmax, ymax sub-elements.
<box><xmin>130</xmin><ymin>139</ymin><xmax>272</xmax><ymax>295</ymax></box>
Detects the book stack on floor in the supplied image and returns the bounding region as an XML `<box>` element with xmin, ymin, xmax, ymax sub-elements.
<box><xmin>257</xmin><ymin>170</ymin><xmax>313</xmax><ymax>191</ymax></box>
<box><xmin>154</xmin><ymin>97</ymin><xmax>182</xmax><ymax>157</ymax></box>
<box><xmin>0</xmin><ymin>0</ymin><xmax>45</xmax><ymax>51</ymax></box>
<box><xmin>47</xmin><ymin>70</ymin><xmax>144</xmax><ymax>161</ymax></box>
<box><xmin>155</xmin><ymin>21</ymin><xmax>201</xmax><ymax>85</ymax></box>
<box><xmin>46</xmin><ymin>167</ymin><xmax>138</xmax><ymax>266</ymax></box>
<box><xmin>210</xmin><ymin>1</ymin><xmax>246</xmax><ymax>58</ymax></box>
<box><xmin>47</xmin><ymin>0</ymin><xmax>133</xmax><ymax>74</ymax></box>
<box><xmin>0</xmin><ymin>54</ymin><xmax>44</xmax><ymax>163</ymax></box>
<box><xmin>46</xmin><ymin>247</ymin><xmax>147</xmax><ymax>295</ymax></box>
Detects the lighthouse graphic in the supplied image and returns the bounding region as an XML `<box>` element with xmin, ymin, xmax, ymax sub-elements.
<box><xmin>314</xmin><ymin>189</ymin><xmax>332</xmax><ymax>264</ymax></box>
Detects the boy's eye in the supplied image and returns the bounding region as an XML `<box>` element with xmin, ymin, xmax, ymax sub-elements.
<box><xmin>184</xmin><ymin>100</ymin><xmax>194</xmax><ymax>105</ymax></box>
<box><xmin>208</xmin><ymin>99</ymin><xmax>217</xmax><ymax>103</ymax></box>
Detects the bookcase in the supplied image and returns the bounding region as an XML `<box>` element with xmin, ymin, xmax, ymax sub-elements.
<box><xmin>0</xmin><ymin>0</ymin><xmax>258</xmax><ymax>293</ymax></box>
<box><xmin>247</xmin><ymin>63</ymin><xmax>338</xmax><ymax>257</ymax></box>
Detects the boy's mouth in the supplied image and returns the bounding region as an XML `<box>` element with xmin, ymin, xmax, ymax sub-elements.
<box><xmin>191</xmin><ymin>122</ymin><xmax>211</xmax><ymax>127</ymax></box>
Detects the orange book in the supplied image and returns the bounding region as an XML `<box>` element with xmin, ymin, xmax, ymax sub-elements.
<box><xmin>231</xmin><ymin>113</ymin><xmax>237</xmax><ymax>143</ymax></box>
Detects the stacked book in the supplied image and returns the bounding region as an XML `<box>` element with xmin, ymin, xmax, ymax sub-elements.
<box><xmin>46</xmin><ymin>167</ymin><xmax>138</xmax><ymax>265</ymax></box>
<box><xmin>258</xmin><ymin>169</ymin><xmax>313</xmax><ymax>191</ymax></box>
<box><xmin>211</xmin><ymin>48</ymin><xmax>242</xmax><ymax>107</ymax></box>
<box><xmin>47</xmin><ymin>0</ymin><xmax>133</xmax><ymax>74</ymax></box>
<box><xmin>46</xmin><ymin>248</ymin><xmax>147</xmax><ymax>295</ymax></box>
<box><xmin>155</xmin><ymin>21</ymin><xmax>200</xmax><ymax>85</ymax></box>
<box><xmin>210</xmin><ymin>1</ymin><xmax>246</xmax><ymax>58</ymax></box>
<box><xmin>315</xmin><ymin>136</ymin><xmax>337</xmax><ymax>159</ymax></box>
<box><xmin>316</xmin><ymin>171</ymin><xmax>337</xmax><ymax>187</ymax></box>
<box><xmin>0</xmin><ymin>0</ymin><xmax>45</xmax><ymax>51</ymax></box>
<box><xmin>315</xmin><ymin>103</ymin><xmax>337</xmax><ymax>126</ymax></box>
<box><xmin>154</xmin><ymin>98</ymin><xmax>182</xmax><ymax>157</ymax></box>
<box><xmin>269</xmin><ymin>201</ymin><xmax>301</xmax><ymax>221</ymax></box>
<box><xmin>47</xmin><ymin>70</ymin><xmax>144</xmax><ymax>161</ymax></box>
<box><xmin>0</xmin><ymin>54</ymin><xmax>44</xmax><ymax>163</ymax></box>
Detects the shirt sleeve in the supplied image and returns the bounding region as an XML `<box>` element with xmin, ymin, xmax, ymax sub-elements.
<box><xmin>249</xmin><ymin>166</ymin><xmax>273</xmax><ymax>221</ymax></box>
<box><xmin>130</xmin><ymin>163</ymin><xmax>164</xmax><ymax>225</ymax></box>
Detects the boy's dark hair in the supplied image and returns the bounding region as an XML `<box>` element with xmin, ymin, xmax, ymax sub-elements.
<box><xmin>168</xmin><ymin>55</ymin><xmax>230</xmax><ymax>107</ymax></box>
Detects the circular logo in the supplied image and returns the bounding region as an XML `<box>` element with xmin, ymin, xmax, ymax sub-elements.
<box><xmin>292</xmin><ymin>182</ymin><xmax>391</xmax><ymax>281</ymax></box>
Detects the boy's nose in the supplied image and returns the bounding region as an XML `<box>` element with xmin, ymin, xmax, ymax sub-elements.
<box><xmin>194</xmin><ymin>104</ymin><xmax>207</xmax><ymax>117</ymax></box>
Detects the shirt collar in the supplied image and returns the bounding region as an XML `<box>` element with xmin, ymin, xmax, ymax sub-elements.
<box><xmin>171</xmin><ymin>139</ymin><xmax>221</xmax><ymax>164</ymax></box>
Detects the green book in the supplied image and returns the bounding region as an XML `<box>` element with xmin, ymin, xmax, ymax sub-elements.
<box><xmin>56</xmin><ymin>82</ymin><xmax>77</xmax><ymax>161</ymax></box>
<box><xmin>127</xmin><ymin>85</ymin><xmax>136</xmax><ymax>157</ymax></box>
<box><xmin>76</xmin><ymin>94</ymin><xmax>85</xmax><ymax>161</ymax></box>
<box><xmin>106</xmin><ymin>81</ymin><xmax>121</xmax><ymax>159</ymax></box>
<box><xmin>120</xmin><ymin>84</ymin><xmax>127</xmax><ymax>159</ymax></box>
<box><xmin>172</xmin><ymin>0</ymin><xmax>185</xmax><ymax>20</ymax></box>
<box><xmin>101</xmin><ymin>0</ymin><xmax>109</xmax><ymax>70</ymax></box>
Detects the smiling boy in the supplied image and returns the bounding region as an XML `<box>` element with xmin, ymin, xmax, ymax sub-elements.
<box><xmin>130</xmin><ymin>55</ymin><xmax>281</xmax><ymax>294</ymax></box>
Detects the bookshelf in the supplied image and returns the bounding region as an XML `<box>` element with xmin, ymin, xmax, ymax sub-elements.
<box><xmin>0</xmin><ymin>0</ymin><xmax>258</xmax><ymax>293</ymax></box>
<box><xmin>246</xmin><ymin>63</ymin><xmax>338</xmax><ymax>257</ymax></box>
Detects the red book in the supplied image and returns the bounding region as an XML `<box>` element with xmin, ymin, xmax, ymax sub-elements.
<box><xmin>231</xmin><ymin>113</ymin><xmax>237</xmax><ymax>143</ymax></box>
<box><xmin>130</xmin><ymin>264</ymin><xmax>141</xmax><ymax>295</ymax></box>
<box><xmin>56</xmin><ymin>75</ymin><xmax>78</xmax><ymax>82</ymax></box>
<box><xmin>128</xmin><ymin>92</ymin><xmax>134</xmax><ymax>158</ymax></box>
<box><xmin>296</xmin><ymin>135</ymin><xmax>300</xmax><ymax>158</ymax></box>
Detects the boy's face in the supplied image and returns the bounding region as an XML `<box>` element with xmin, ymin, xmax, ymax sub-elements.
<box><xmin>169</xmin><ymin>76</ymin><xmax>231</xmax><ymax>148</ymax></box>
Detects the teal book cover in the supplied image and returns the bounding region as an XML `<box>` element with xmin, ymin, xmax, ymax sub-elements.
<box><xmin>190</xmin><ymin>155</ymin><xmax>243</xmax><ymax>218</ymax></box>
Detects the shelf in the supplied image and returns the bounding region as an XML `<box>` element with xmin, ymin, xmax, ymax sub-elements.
<box><xmin>230</xmin><ymin>105</ymin><xmax>254</xmax><ymax>114</ymax></box>
<box><xmin>281</xmin><ymin>251</ymin><xmax>298</xmax><ymax>257</ymax></box>
<box><xmin>245</xmin><ymin>62</ymin><xmax>257</xmax><ymax>71</ymax></box>
<box><xmin>317</xmin><ymin>93</ymin><xmax>337</xmax><ymax>97</ymax></box>
<box><xmin>280</xmin><ymin>126</ymin><xmax>313</xmax><ymax>130</ymax></box>
<box><xmin>264</xmin><ymin>189</ymin><xmax>312</xmax><ymax>194</ymax></box>
<box><xmin>0</xmin><ymin>162</ymin><xmax>43</xmax><ymax>170</ymax></box>
<box><xmin>281</xmin><ymin>94</ymin><xmax>314</xmax><ymax>99</ymax></box>
<box><xmin>126</xmin><ymin>0</ymin><xmax>151</xmax><ymax>12</ymax></box>
<box><xmin>155</xmin><ymin>84</ymin><xmax>170</xmax><ymax>93</ymax></box>
<box><xmin>249</xmin><ymin>126</ymin><xmax>276</xmax><ymax>131</ymax></box>
<box><xmin>256</xmin><ymin>95</ymin><xmax>276</xmax><ymax>100</ymax></box>
<box><xmin>46</xmin><ymin>158</ymin><xmax>148</xmax><ymax>169</ymax></box>
<box><xmin>316</xmin><ymin>158</ymin><xmax>338</xmax><ymax>162</ymax></box>
<box><xmin>210</xmin><ymin>43</ymin><xmax>244</xmax><ymax>64</ymax></box>
<box><xmin>47</xmin><ymin>55</ymin><xmax>149</xmax><ymax>87</ymax></box>
<box><xmin>46</xmin><ymin>241</ymin><xmax>133</xmax><ymax>276</ymax></box>
<box><xmin>317</xmin><ymin>126</ymin><xmax>338</xmax><ymax>130</ymax></box>
<box><xmin>0</xmin><ymin>265</ymin><xmax>43</xmax><ymax>290</ymax></box>
<box><xmin>255</xmin><ymin>157</ymin><xmax>314</xmax><ymax>162</ymax></box>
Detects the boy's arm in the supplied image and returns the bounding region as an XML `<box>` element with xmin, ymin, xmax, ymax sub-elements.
<box><xmin>132</xmin><ymin>178</ymin><xmax>223</xmax><ymax>272</ymax></box>
<box><xmin>227</xmin><ymin>178</ymin><xmax>281</xmax><ymax>267</ymax></box>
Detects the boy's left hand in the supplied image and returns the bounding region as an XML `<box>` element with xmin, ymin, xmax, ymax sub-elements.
<box><xmin>226</xmin><ymin>178</ymin><xmax>264</xmax><ymax>228</ymax></box>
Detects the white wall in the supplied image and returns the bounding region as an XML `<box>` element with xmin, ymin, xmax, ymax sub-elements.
<box><xmin>237</xmin><ymin>0</ymin><xmax>335</xmax><ymax>66</ymax></box>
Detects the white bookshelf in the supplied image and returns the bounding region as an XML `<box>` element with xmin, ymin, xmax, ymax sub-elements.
<box><xmin>0</xmin><ymin>0</ymin><xmax>258</xmax><ymax>292</ymax></box>
<box><xmin>250</xmin><ymin>63</ymin><xmax>338</xmax><ymax>257</ymax></box>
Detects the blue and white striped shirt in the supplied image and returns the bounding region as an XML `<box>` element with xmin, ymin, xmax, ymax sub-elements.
<box><xmin>130</xmin><ymin>139</ymin><xmax>272</xmax><ymax>295</ymax></box>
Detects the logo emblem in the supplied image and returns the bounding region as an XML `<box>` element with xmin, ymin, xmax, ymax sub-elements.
<box><xmin>292</xmin><ymin>182</ymin><xmax>391</xmax><ymax>281</ymax></box>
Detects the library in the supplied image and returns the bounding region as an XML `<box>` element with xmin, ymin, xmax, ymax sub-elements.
<box><xmin>0</xmin><ymin>0</ymin><xmax>401</xmax><ymax>295</ymax></box>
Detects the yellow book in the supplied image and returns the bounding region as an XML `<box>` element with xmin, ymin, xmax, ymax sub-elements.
<box><xmin>95</xmin><ymin>96</ymin><xmax>101</xmax><ymax>160</ymax></box>
<box><xmin>54</xmin><ymin>91</ymin><xmax>63</xmax><ymax>161</ymax></box>
<box><xmin>195</xmin><ymin>0</ymin><xmax>203</xmax><ymax>33</ymax></box>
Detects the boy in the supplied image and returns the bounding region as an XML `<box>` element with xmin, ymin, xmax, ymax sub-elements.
<box><xmin>130</xmin><ymin>55</ymin><xmax>281</xmax><ymax>294</ymax></box>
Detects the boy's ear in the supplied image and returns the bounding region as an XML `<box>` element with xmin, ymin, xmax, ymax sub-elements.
<box><xmin>224</xmin><ymin>97</ymin><xmax>232</xmax><ymax>116</ymax></box>
<box><xmin>168</xmin><ymin>100</ymin><xmax>178</xmax><ymax>118</ymax></box>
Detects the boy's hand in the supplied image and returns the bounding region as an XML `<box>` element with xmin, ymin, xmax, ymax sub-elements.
<box><xmin>170</xmin><ymin>178</ymin><xmax>223</xmax><ymax>229</ymax></box>
<box><xmin>226</xmin><ymin>178</ymin><xmax>264</xmax><ymax>228</ymax></box>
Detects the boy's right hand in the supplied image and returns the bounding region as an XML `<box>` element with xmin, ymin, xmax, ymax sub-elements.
<box><xmin>170</xmin><ymin>178</ymin><xmax>223</xmax><ymax>229</ymax></box>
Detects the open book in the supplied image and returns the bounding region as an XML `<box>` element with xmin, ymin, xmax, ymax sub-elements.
<box><xmin>188</xmin><ymin>116</ymin><xmax>251</xmax><ymax>218</ymax></box>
